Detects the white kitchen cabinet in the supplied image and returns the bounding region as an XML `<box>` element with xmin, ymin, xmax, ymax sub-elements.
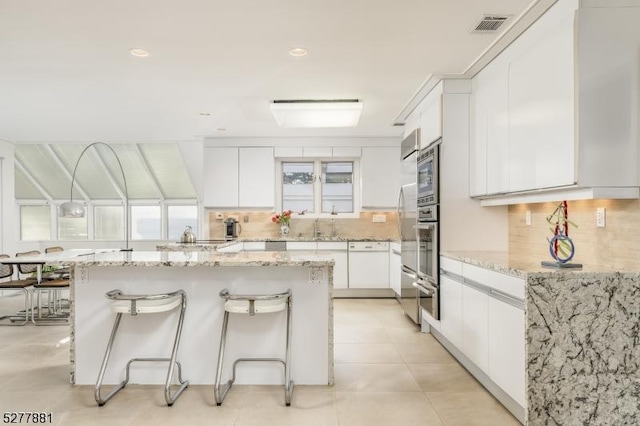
<box><xmin>286</xmin><ymin>241</ymin><xmax>317</xmax><ymax>251</ymax></box>
<box><xmin>439</xmin><ymin>274</ymin><xmax>463</xmax><ymax>350</ymax></box>
<box><xmin>203</xmin><ymin>147</ymin><xmax>239</xmax><ymax>207</ymax></box>
<box><xmin>461</xmin><ymin>284</ymin><xmax>489</xmax><ymax>373</ymax></box>
<box><xmin>488</xmin><ymin>296</ymin><xmax>525</xmax><ymax>407</ymax></box>
<box><xmin>216</xmin><ymin>242</ymin><xmax>243</xmax><ymax>252</ymax></box>
<box><xmin>317</xmin><ymin>242</ymin><xmax>349</xmax><ymax>290</ymax></box>
<box><xmin>419</xmin><ymin>81</ymin><xmax>443</xmax><ymax>148</ymax></box>
<box><xmin>389</xmin><ymin>243</ymin><xmax>401</xmax><ymax>296</ymax></box>
<box><xmin>507</xmin><ymin>1</ymin><xmax>575</xmax><ymax>192</ymax></box>
<box><xmin>469</xmin><ymin>0</ymin><xmax>640</xmax><ymax>203</ymax></box>
<box><xmin>239</xmin><ymin>147</ymin><xmax>274</xmax><ymax>208</ymax></box>
<box><xmin>361</xmin><ymin>147</ymin><xmax>400</xmax><ymax>208</ymax></box>
<box><xmin>242</xmin><ymin>241</ymin><xmax>265</xmax><ymax>251</ymax></box>
<box><xmin>274</xmin><ymin>146</ymin><xmax>303</xmax><ymax>157</ymax></box>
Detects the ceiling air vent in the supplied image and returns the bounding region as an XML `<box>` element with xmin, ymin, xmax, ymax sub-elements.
<box><xmin>471</xmin><ymin>15</ymin><xmax>509</xmax><ymax>33</ymax></box>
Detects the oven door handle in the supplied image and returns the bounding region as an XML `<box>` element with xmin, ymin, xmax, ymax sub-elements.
<box><xmin>412</xmin><ymin>280</ymin><xmax>437</xmax><ymax>295</ymax></box>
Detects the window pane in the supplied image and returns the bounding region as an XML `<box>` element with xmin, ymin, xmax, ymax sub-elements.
<box><xmin>168</xmin><ymin>205</ymin><xmax>197</xmax><ymax>241</ymax></box>
<box><xmin>282</xmin><ymin>162</ymin><xmax>314</xmax><ymax>213</ymax></box>
<box><xmin>20</xmin><ymin>205</ymin><xmax>50</xmax><ymax>240</ymax></box>
<box><xmin>131</xmin><ymin>205</ymin><xmax>161</xmax><ymax>239</ymax></box>
<box><xmin>94</xmin><ymin>206</ymin><xmax>124</xmax><ymax>240</ymax></box>
<box><xmin>58</xmin><ymin>215</ymin><xmax>88</xmax><ymax>240</ymax></box>
<box><xmin>322</xmin><ymin>162</ymin><xmax>353</xmax><ymax>213</ymax></box>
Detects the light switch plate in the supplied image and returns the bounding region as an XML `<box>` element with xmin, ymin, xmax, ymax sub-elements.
<box><xmin>215</xmin><ymin>212</ymin><xmax>223</xmax><ymax>220</ymax></box>
<box><xmin>372</xmin><ymin>214</ymin><xmax>386</xmax><ymax>223</ymax></box>
<box><xmin>596</xmin><ymin>208</ymin><xmax>606</xmax><ymax>227</ymax></box>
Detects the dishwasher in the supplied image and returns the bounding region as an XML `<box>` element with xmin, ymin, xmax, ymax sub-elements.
<box><xmin>348</xmin><ymin>241</ymin><xmax>390</xmax><ymax>288</ymax></box>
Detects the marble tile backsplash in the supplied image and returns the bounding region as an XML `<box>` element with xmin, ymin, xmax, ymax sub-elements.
<box><xmin>208</xmin><ymin>211</ymin><xmax>399</xmax><ymax>241</ymax></box>
<box><xmin>509</xmin><ymin>199</ymin><xmax>640</xmax><ymax>269</ymax></box>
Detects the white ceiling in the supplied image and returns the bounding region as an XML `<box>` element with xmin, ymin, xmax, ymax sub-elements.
<box><xmin>0</xmin><ymin>0</ymin><xmax>542</xmax><ymax>143</ymax></box>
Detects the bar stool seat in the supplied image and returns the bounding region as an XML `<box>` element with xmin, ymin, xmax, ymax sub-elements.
<box><xmin>94</xmin><ymin>289</ymin><xmax>189</xmax><ymax>407</ymax></box>
<box><xmin>111</xmin><ymin>295</ymin><xmax>183</xmax><ymax>314</ymax></box>
<box><xmin>215</xmin><ymin>288</ymin><xmax>293</xmax><ymax>407</ymax></box>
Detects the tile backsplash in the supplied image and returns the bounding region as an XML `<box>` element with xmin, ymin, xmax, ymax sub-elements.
<box><xmin>208</xmin><ymin>211</ymin><xmax>399</xmax><ymax>240</ymax></box>
<box><xmin>509</xmin><ymin>199</ymin><xmax>640</xmax><ymax>269</ymax></box>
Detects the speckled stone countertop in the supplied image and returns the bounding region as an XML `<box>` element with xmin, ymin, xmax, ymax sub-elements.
<box><xmin>157</xmin><ymin>237</ymin><xmax>394</xmax><ymax>252</ymax></box>
<box><xmin>441</xmin><ymin>250</ymin><xmax>640</xmax><ymax>426</ymax></box>
<box><xmin>64</xmin><ymin>250</ymin><xmax>335</xmax><ymax>267</ymax></box>
<box><xmin>440</xmin><ymin>250</ymin><xmax>632</xmax><ymax>279</ymax></box>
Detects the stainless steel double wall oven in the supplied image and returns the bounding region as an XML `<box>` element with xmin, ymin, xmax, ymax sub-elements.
<box><xmin>397</xmin><ymin>131</ymin><xmax>441</xmax><ymax>324</ymax></box>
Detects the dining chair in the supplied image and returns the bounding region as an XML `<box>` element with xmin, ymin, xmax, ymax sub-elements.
<box><xmin>0</xmin><ymin>254</ymin><xmax>37</xmax><ymax>326</ymax></box>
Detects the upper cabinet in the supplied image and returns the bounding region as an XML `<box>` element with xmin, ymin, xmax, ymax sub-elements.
<box><xmin>470</xmin><ymin>0</ymin><xmax>640</xmax><ymax>204</ymax></box>
<box><xmin>419</xmin><ymin>81</ymin><xmax>443</xmax><ymax>149</ymax></box>
<box><xmin>203</xmin><ymin>147</ymin><xmax>274</xmax><ymax>208</ymax></box>
<box><xmin>361</xmin><ymin>147</ymin><xmax>400</xmax><ymax>208</ymax></box>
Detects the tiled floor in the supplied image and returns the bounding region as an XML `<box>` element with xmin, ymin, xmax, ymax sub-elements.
<box><xmin>0</xmin><ymin>296</ymin><xmax>520</xmax><ymax>425</ymax></box>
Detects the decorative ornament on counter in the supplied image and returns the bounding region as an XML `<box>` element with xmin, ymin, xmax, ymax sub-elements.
<box><xmin>272</xmin><ymin>210</ymin><xmax>293</xmax><ymax>237</ymax></box>
<box><xmin>541</xmin><ymin>200</ymin><xmax>582</xmax><ymax>269</ymax></box>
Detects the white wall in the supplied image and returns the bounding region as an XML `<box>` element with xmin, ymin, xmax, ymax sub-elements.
<box><xmin>0</xmin><ymin>138</ymin><xmax>16</xmax><ymax>256</ymax></box>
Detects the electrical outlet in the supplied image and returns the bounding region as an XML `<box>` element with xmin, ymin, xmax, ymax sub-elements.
<box><xmin>372</xmin><ymin>214</ymin><xmax>386</xmax><ymax>223</ymax></box>
<box><xmin>596</xmin><ymin>207</ymin><xmax>606</xmax><ymax>228</ymax></box>
<box><xmin>243</xmin><ymin>215</ymin><xmax>249</xmax><ymax>223</ymax></box>
<box><xmin>525</xmin><ymin>210</ymin><xmax>531</xmax><ymax>226</ymax></box>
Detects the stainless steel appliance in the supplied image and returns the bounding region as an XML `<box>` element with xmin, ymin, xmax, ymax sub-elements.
<box><xmin>417</xmin><ymin>139</ymin><xmax>440</xmax><ymax>207</ymax></box>
<box><xmin>415</xmin><ymin>205</ymin><xmax>439</xmax><ymax>320</ymax></box>
<box><xmin>224</xmin><ymin>218</ymin><xmax>241</xmax><ymax>241</ymax></box>
<box><xmin>397</xmin><ymin>129</ymin><xmax>420</xmax><ymax>323</ymax></box>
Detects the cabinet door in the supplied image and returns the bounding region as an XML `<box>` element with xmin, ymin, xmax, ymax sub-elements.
<box><xmin>239</xmin><ymin>147</ymin><xmax>274</xmax><ymax>208</ymax></box>
<box><xmin>485</xmin><ymin>64</ymin><xmax>509</xmax><ymax>195</ymax></box>
<box><xmin>203</xmin><ymin>147</ymin><xmax>238</xmax><ymax>207</ymax></box>
<box><xmin>361</xmin><ymin>147</ymin><xmax>400</xmax><ymax>208</ymax></box>
<box><xmin>461</xmin><ymin>284</ymin><xmax>489</xmax><ymax>373</ymax></box>
<box><xmin>470</xmin><ymin>76</ymin><xmax>488</xmax><ymax>197</ymax></box>
<box><xmin>419</xmin><ymin>81</ymin><xmax>443</xmax><ymax>148</ymax></box>
<box><xmin>440</xmin><ymin>275</ymin><xmax>463</xmax><ymax>349</ymax></box>
<box><xmin>331</xmin><ymin>251</ymin><xmax>349</xmax><ymax>289</ymax></box>
<box><xmin>488</xmin><ymin>297</ymin><xmax>525</xmax><ymax>407</ymax></box>
<box><xmin>508</xmin><ymin>1</ymin><xmax>575</xmax><ymax>192</ymax></box>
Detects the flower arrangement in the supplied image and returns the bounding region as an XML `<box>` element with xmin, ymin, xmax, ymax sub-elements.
<box><xmin>272</xmin><ymin>210</ymin><xmax>293</xmax><ymax>226</ymax></box>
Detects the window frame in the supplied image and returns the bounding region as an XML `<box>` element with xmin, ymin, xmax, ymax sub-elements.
<box><xmin>275</xmin><ymin>158</ymin><xmax>360</xmax><ymax>219</ymax></box>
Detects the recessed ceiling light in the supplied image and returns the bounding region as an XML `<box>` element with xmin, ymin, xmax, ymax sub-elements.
<box><xmin>217</xmin><ymin>128</ymin><xmax>227</xmax><ymax>132</ymax></box>
<box><xmin>289</xmin><ymin>47</ymin><xmax>308</xmax><ymax>57</ymax></box>
<box><xmin>129</xmin><ymin>48</ymin><xmax>150</xmax><ymax>57</ymax></box>
<box><xmin>199</xmin><ymin>112</ymin><xmax>211</xmax><ymax>116</ymax></box>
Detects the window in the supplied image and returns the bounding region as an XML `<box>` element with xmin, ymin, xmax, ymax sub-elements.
<box><xmin>58</xmin><ymin>215</ymin><xmax>88</xmax><ymax>240</ymax></box>
<box><xmin>131</xmin><ymin>205</ymin><xmax>161</xmax><ymax>240</ymax></box>
<box><xmin>20</xmin><ymin>205</ymin><xmax>50</xmax><ymax>240</ymax></box>
<box><xmin>94</xmin><ymin>206</ymin><xmax>124</xmax><ymax>240</ymax></box>
<box><xmin>167</xmin><ymin>205</ymin><xmax>198</xmax><ymax>241</ymax></box>
<box><xmin>280</xmin><ymin>160</ymin><xmax>357</xmax><ymax>216</ymax></box>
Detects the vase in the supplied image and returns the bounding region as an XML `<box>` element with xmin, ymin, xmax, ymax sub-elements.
<box><xmin>279</xmin><ymin>224</ymin><xmax>290</xmax><ymax>237</ymax></box>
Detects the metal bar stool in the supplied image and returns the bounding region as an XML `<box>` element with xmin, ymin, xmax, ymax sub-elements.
<box><xmin>95</xmin><ymin>289</ymin><xmax>189</xmax><ymax>407</ymax></box>
<box><xmin>214</xmin><ymin>288</ymin><xmax>293</xmax><ymax>406</ymax></box>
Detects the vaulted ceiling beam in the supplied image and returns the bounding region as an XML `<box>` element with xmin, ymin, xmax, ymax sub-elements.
<box><xmin>43</xmin><ymin>144</ymin><xmax>90</xmax><ymax>202</ymax></box>
<box><xmin>14</xmin><ymin>159</ymin><xmax>53</xmax><ymax>202</ymax></box>
<box><xmin>134</xmin><ymin>144</ymin><xmax>166</xmax><ymax>201</ymax></box>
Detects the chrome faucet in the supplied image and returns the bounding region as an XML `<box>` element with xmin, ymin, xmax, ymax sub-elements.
<box><xmin>331</xmin><ymin>218</ymin><xmax>336</xmax><ymax>237</ymax></box>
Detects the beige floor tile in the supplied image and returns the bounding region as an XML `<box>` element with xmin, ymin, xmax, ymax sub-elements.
<box><xmin>395</xmin><ymin>340</ymin><xmax>457</xmax><ymax>364</ymax></box>
<box><xmin>336</xmin><ymin>392</ymin><xmax>444</xmax><ymax>426</ymax></box>
<box><xmin>425</xmin><ymin>392</ymin><xmax>521</xmax><ymax>426</ymax></box>
<box><xmin>334</xmin><ymin>363</ymin><xmax>422</xmax><ymax>392</ymax></box>
<box><xmin>384</xmin><ymin>326</ymin><xmax>431</xmax><ymax>344</ymax></box>
<box><xmin>373</xmin><ymin>310</ymin><xmax>417</xmax><ymax>329</ymax></box>
<box><xmin>333</xmin><ymin>311</ymin><xmax>383</xmax><ymax>327</ymax></box>
<box><xmin>334</xmin><ymin>325</ymin><xmax>390</xmax><ymax>344</ymax></box>
<box><xmin>407</xmin><ymin>363</ymin><xmax>485</xmax><ymax>393</ymax></box>
<box><xmin>334</xmin><ymin>343</ymin><xmax>403</xmax><ymax>364</ymax></box>
<box><xmin>234</xmin><ymin>391</ymin><xmax>338</xmax><ymax>426</ymax></box>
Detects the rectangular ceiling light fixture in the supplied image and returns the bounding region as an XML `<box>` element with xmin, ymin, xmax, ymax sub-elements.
<box><xmin>270</xmin><ymin>99</ymin><xmax>363</xmax><ymax>128</ymax></box>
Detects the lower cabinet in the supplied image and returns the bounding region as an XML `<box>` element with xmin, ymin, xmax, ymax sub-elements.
<box><xmin>488</xmin><ymin>296</ymin><xmax>526</xmax><ymax>407</ymax></box>
<box><xmin>461</xmin><ymin>284</ymin><xmax>489</xmax><ymax>373</ymax></box>
<box><xmin>316</xmin><ymin>243</ymin><xmax>348</xmax><ymax>290</ymax></box>
<box><xmin>440</xmin><ymin>275</ymin><xmax>463</xmax><ymax>350</ymax></box>
<box><xmin>440</xmin><ymin>256</ymin><xmax>525</xmax><ymax>412</ymax></box>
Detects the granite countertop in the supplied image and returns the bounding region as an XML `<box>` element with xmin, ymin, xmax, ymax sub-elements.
<box><xmin>158</xmin><ymin>237</ymin><xmax>394</xmax><ymax>251</ymax></box>
<box><xmin>441</xmin><ymin>250</ymin><xmax>637</xmax><ymax>278</ymax></box>
<box><xmin>63</xmin><ymin>250</ymin><xmax>335</xmax><ymax>267</ymax></box>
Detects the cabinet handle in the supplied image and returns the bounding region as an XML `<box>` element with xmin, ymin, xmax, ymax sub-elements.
<box><xmin>489</xmin><ymin>289</ymin><xmax>525</xmax><ymax>310</ymax></box>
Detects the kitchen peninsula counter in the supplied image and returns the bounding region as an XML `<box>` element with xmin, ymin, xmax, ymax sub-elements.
<box><xmin>67</xmin><ymin>250</ymin><xmax>334</xmax><ymax>387</ymax></box>
<box><xmin>441</xmin><ymin>250</ymin><xmax>640</xmax><ymax>426</ymax></box>
<box><xmin>156</xmin><ymin>237</ymin><xmax>395</xmax><ymax>252</ymax></box>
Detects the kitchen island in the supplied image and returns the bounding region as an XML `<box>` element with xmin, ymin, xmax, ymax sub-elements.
<box><xmin>440</xmin><ymin>251</ymin><xmax>640</xmax><ymax>426</ymax></box>
<box><xmin>64</xmin><ymin>250</ymin><xmax>334</xmax><ymax>387</ymax></box>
